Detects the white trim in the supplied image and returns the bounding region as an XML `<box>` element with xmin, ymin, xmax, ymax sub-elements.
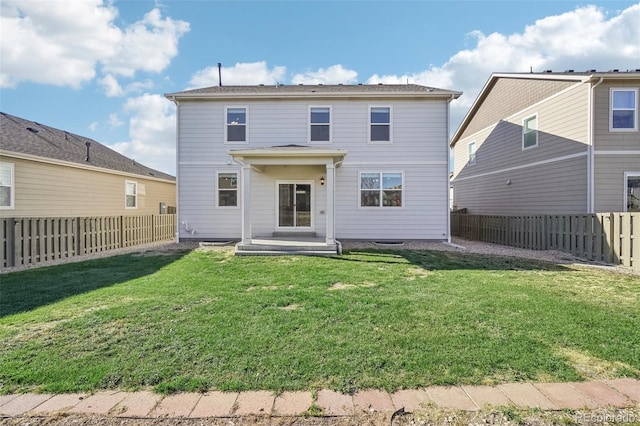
<box><xmin>0</xmin><ymin>162</ymin><xmax>15</xmax><ymax>210</ymax></box>
<box><xmin>368</xmin><ymin>105</ymin><xmax>393</xmax><ymax>144</ymax></box>
<box><xmin>594</xmin><ymin>150</ymin><xmax>640</xmax><ymax>155</ymax></box>
<box><xmin>358</xmin><ymin>171</ymin><xmax>405</xmax><ymax>209</ymax></box>
<box><xmin>225</xmin><ymin>105</ymin><xmax>249</xmax><ymax>144</ymax></box>
<box><xmin>0</xmin><ymin>150</ymin><xmax>174</xmax><ymax>184</ymax></box>
<box><xmin>125</xmin><ymin>180</ymin><xmax>138</xmax><ymax>209</ymax></box>
<box><xmin>522</xmin><ymin>113</ymin><xmax>538</xmax><ymax>150</ymax></box>
<box><xmin>454</xmin><ymin>151</ymin><xmax>587</xmax><ymax>182</ymax></box>
<box><xmin>216</xmin><ymin>171</ymin><xmax>240</xmax><ymax>209</ymax></box>
<box><xmin>308</xmin><ymin>105</ymin><xmax>332</xmax><ymax>144</ymax></box>
<box><xmin>342</xmin><ymin>161</ymin><xmax>446</xmax><ymax>167</ymax></box>
<box><xmin>624</xmin><ymin>171</ymin><xmax>640</xmax><ymax>212</ymax></box>
<box><xmin>275</xmin><ymin>180</ymin><xmax>315</xmax><ymax>231</ymax></box>
<box><xmin>609</xmin><ymin>88</ymin><xmax>638</xmax><ymax>132</ymax></box>
<box><xmin>179</xmin><ymin>161</ymin><xmax>235</xmax><ymax>166</ymax></box>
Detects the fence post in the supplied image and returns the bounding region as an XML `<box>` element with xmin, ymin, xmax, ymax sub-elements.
<box><xmin>7</xmin><ymin>218</ymin><xmax>16</xmax><ymax>267</ymax></box>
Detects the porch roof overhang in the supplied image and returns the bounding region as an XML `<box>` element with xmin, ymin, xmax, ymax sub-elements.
<box><xmin>228</xmin><ymin>145</ymin><xmax>347</xmax><ymax>168</ymax></box>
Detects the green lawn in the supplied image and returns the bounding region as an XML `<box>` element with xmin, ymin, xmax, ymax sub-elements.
<box><xmin>0</xmin><ymin>247</ymin><xmax>638</xmax><ymax>395</ymax></box>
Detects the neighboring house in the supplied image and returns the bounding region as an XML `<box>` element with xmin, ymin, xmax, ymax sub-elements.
<box><xmin>165</xmin><ymin>84</ymin><xmax>461</xmax><ymax>249</ymax></box>
<box><xmin>0</xmin><ymin>112</ymin><xmax>176</xmax><ymax>217</ymax></box>
<box><xmin>451</xmin><ymin>70</ymin><xmax>640</xmax><ymax>215</ymax></box>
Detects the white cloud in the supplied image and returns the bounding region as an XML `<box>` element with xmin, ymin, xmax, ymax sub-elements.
<box><xmin>189</xmin><ymin>61</ymin><xmax>287</xmax><ymax>88</ymax></box>
<box><xmin>364</xmin><ymin>4</ymin><xmax>640</xmax><ymax>133</ymax></box>
<box><xmin>99</xmin><ymin>74</ymin><xmax>154</xmax><ymax>97</ymax></box>
<box><xmin>0</xmin><ymin>1</ymin><xmax>189</xmax><ymax>88</ymax></box>
<box><xmin>110</xmin><ymin>94</ymin><xmax>176</xmax><ymax>175</ymax></box>
<box><xmin>108</xmin><ymin>113</ymin><xmax>124</xmax><ymax>129</ymax></box>
<box><xmin>291</xmin><ymin>65</ymin><xmax>358</xmax><ymax>85</ymax></box>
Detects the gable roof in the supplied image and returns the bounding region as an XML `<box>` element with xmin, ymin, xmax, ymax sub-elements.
<box><xmin>0</xmin><ymin>112</ymin><xmax>175</xmax><ymax>182</ymax></box>
<box><xmin>450</xmin><ymin>69</ymin><xmax>640</xmax><ymax>147</ymax></box>
<box><xmin>166</xmin><ymin>83</ymin><xmax>462</xmax><ymax>100</ymax></box>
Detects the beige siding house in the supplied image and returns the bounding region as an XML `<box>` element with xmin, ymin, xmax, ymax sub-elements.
<box><xmin>166</xmin><ymin>84</ymin><xmax>461</xmax><ymax>252</ymax></box>
<box><xmin>0</xmin><ymin>112</ymin><xmax>176</xmax><ymax>217</ymax></box>
<box><xmin>451</xmin><ymin>71</ymin><xmax>640</xmax><ymax>214</ymax></box>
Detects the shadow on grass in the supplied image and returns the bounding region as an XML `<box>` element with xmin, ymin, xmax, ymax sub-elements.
<box><xmin>0</xmin><ymin>249</ymin><xmax>193</xmax><ymax>318</ymax></box>
<box><xmin>335</xmin><ymin>248</ymin><xmax>571</xmax><ymax>271</ymax></box>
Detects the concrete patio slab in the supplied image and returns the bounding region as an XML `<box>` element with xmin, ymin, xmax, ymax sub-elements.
<box><xmin>390</xmin><ymin>389</ymin><xmax>431</xmax><ymax>412</ymax></box>
<box><xmin>605</xmin><ymin>379</ymin><xmax>640</xmax><ymax>402</ymax></box>
<box><xmin>497</xmin><ymin>383</ymin><xmax>557</xmax><ymax>409</ymax></box>
<box><xmin>273</xmin><ymin>391</ymin><xmax>313</xmax><ymax>416</ymax></box>
<box><xmin>571</xmin><ymin>382</ymin><xmax>631</xmax><ymax>407</ymax></box>
<box><xmin>0</xmin><ymin>394</ymin><xmax>52</xmax><ymax>416</ymax></box>
<box><xmin>353</xmin><ymin>389</ymin><xmax>395</xmax><ymax>412</ymax></box>
<box><xmin>150</xmin><ymin>393</ymin><xmax>201</xmax><ymax>417</ymax></box>
<box><xmin>69</xmin><ymin>391</ymin><xmax>127</xmax><ymax>414</ymax></box>
<box><xmin>461</xmin><ymin>385</ymin><xmax>511</xmax><ymax>408</ymax></box>
<box><xmin>534</xmin><ymin>383</ymin><xmax>598</xmax><ymax>409</ymax></box>
<box><xmin>427</xmin><ymin>386</ymin><xmax>478</xmax><ymax>411</ymax></box>
<box><xmin>190</xmin><ymin>391</ymin><xmax>238</xmax><ymax>418</ymax></box>
<box><xmin>112</xmin><ymin>391</ymin><xmax>162</xmax><ymax>417</ymax></box>
<box><xmin>234</xmin><ymin>390</ymin><xmax>275</xmax><ymax>416</ymax></box>
<box><xmin>316</xmin><ymin>390</ymin><xmax>353</xmax><ymax>415</ymax></box>
<box><xmin>30</xmin><ymin>393</ymin><xmax>85</xmax><ymax>414</ymax></box>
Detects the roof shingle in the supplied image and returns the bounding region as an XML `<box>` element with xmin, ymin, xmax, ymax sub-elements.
<box><xmin>0</xmin><ymin>112</ymin><xmax>175</xmax><ymax>181</ymax></box>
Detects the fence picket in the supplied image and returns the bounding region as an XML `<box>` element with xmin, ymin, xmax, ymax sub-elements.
<box><xmin>451</xmin><ymin>212</ymin><xmax>638</xmax><ymax>270</ymax></box>
<box><xmin>1</xmin><ymin>214</ymin><xmax>175</xmax><ymax>269</ymax></box>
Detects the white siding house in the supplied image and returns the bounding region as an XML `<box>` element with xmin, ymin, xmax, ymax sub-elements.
<box><xmin>166</xmin><ymin>84</ymin><xmax>461</xmax><ymax>253</ymax></box>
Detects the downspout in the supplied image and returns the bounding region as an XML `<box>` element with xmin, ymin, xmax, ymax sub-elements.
<box><xmin>588</xmin><ymin>77</ymin><xmax>604</xmax><ymax>213</ymax></box>
<box><xmin>446</xmin><ymin>94</ymin><xmax>455</xmax><ymax>243</ymax></box>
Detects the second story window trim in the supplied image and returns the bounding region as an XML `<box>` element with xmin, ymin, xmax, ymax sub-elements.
<box><xmin>309</xmin><ymin>106</ymin><xmax>332</xmax><ymax>144</ymax></box>
<box><xmin>369</xmin><ymin>106</ymin><xmax>392</xmax><ymax>144</ymax></box>
<box><xmin>610</xmin><ymin>88</ymin><xmax>638</xmax><ymax>132</ymax></box>
<box><xmin>0</xmin><ymin>162</ymin><xmax>15</xmax><ymax>210</ymax></box>
<box><xmin>125</xmin><ymin>180</ymin><xmax>137</xmax><ymax>209</ymax></box>
<box><xmin>522</xmin><ymin>114</ymin><xmax>538</xmax><ymax>150</ymax></box>
<box><xmin>468</xmin><ymin>141</ymin><xmax>477</xmax><ymax>166</ymax></box>
<box><xmin>225</xmin><ymin>106</ymin><xmax>248</xmax><ymax>144</ymax></box>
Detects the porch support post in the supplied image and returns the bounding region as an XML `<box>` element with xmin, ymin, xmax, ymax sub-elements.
<box><xmin>241</xmin><ymin>163</ymin><xmax>252</xmax><ymax>245</ymax></box>
<box><xmin>325</xmin><ymin>163</ymin><xmax>335</xmax><ymax>245</ymax></box>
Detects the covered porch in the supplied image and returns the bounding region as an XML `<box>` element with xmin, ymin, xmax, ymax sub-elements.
<box><xmin>228</xmin><ymin>145</ymin><xmax>347</xmax><ymax>255</ymax></box>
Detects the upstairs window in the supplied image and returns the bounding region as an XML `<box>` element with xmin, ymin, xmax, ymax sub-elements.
<box><xmin>125</xmin><ymin>181</ymin><xmax>137</xmax><ymax>208</ymax></box>
<box><xmin>611</xmin><ymin>89</ymin><xmax>638</xmax><ymax>131</ymax></box>
<box><xmin>522</xmin><ymin>114</ymin><xmax>538</xmax><ymax>150</ymax></box>
<box><xmin>218</xmin><ymin>172</ymin><xmax>238</xmax><ymax>207</ymax></box>
<box><xmin>370</xmin><ymin>106</ymin><xmax>391</xmax><ymax>143</ymax></box>
<box><xmin>468</xmin><ymin>141</ymin><xmax>477</xmax><ymax>165</ymax></box>
<box><xmin>360</xmin><ymin>172</ymin><xmax>403</xmax><ymax>208</ymax></box>
<box><xmin>309</xmin><ymin>107</ymin><xmax>331</xmax><ymax>143</ymax></box>
<box><xmin>0</xmin><ymin>162</ymin><xmax>14</xmax><ymax>209</ymax></box>
<box><xmin>226</xmin><ymin>107</ymin><xmax>247</xmax><ymax>142</ymax></box>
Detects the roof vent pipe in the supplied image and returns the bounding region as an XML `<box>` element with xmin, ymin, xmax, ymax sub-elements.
<box><xmin>85</xmin><ymin>142</ymin><xmax>91</xmax><ymax>162</ymax></box>
<box><xmin>218</xmin><ymin>62</ymin><xmax>222</xmax><ymax>87</ymax></box>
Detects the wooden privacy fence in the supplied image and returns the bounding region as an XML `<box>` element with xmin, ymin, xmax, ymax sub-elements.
<box><xmin>1</xmin><ymin>214</ymin><xmax>176</xmax><ymax>268</ymax></box>
<box><xmin>451</xmin><ymin>213</ymin><xmax>639</xmax><ymax>270</ymax></box>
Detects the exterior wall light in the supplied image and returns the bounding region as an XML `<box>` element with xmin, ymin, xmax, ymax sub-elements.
<box><xmin>320</xmin><ymin>177</ymin><xmax>325</xmax><ymax>186</ymax></box>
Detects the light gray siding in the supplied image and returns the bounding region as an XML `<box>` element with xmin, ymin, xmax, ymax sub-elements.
<box><xmin>453</xmin><ymin>155</ymin><xmax>587</xmax><ymax>214</ymax></box>
<box><xmin>594</xmin><ymin>154</ymin><xmax>640</xmax><ymax>212</ymax></box>
<box><xmin>177</xmin><ymin>96</ymin><xmax>451</xmax><ymax>241</ymax></box>
<box><xmin>453</xmin><ymin>80</ymin><xmax>590</xmax><ymax>214</ymax></box>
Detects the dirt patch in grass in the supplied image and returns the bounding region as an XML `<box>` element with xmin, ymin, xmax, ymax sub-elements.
<box><xmin>557</xmin><ymin>347</ymin><xmax>640</xmax><ymax>380</ymax></box>
<box><xmin>328</xmin><ymin>282</ymin><xmax>376</xmax><ymax>291</ymax></box>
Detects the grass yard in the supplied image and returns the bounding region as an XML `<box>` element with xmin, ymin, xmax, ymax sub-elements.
<box><xmin>0</xmin><ymin>246</ymin><xmax>638</xmax><ymax>395</ymax></box>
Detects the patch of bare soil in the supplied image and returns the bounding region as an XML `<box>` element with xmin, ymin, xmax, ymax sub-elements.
<box><xmin>4</xmin><ymin>405</ymin><xmax>639</xmax><ymax>426</ymax></box>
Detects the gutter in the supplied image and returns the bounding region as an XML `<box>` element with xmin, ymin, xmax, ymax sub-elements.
<box><xmin>588</xmin><ymin>77</ymin><xmax>604</xmax><ymax>213</ymax></box>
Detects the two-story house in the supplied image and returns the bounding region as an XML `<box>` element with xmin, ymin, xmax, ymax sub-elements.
<box><xmin>165</xmin><ymin>84</ymin><xmax>461</xmax><ymax>253</ymax></box>
<box><xmin>451</xmin><ymin>70</ymin><xmax>640</xmax><ymax>215</ymax></box>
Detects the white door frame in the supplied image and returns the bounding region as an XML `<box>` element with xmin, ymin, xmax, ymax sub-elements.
<box><xmin>275</xmin><ymin>180</ymin><xmax>315</xmax><ymax>232</ymax></box>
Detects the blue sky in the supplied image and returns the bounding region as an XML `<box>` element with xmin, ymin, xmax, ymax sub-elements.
<box><xmin>2</xmin><ymin>0</ymin><xmax>639</xmax><ymax>175</ymax></box>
